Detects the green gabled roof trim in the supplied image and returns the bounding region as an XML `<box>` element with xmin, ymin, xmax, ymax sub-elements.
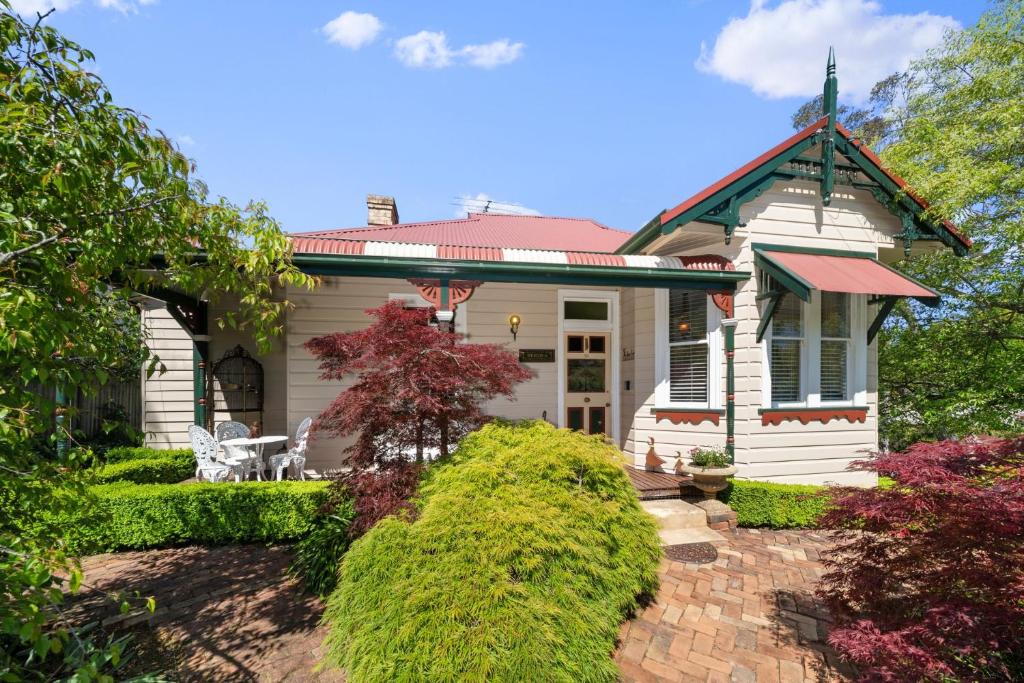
<box><xmin>617</xmin><ymin>132</ymin><xmax>822</xmax><ymax>255</ymax></box>
<box><xmin>618</xmin><ymin>129</ymin><xmax>969</xmax><ymax>258</ymax></box>
<box><xmin>290</xmin><ymin>253</ymin><xmax>751</xmax><ymax>291</ymax></box>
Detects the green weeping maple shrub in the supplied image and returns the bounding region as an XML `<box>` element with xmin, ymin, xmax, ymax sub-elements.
<box><xmin>320</xmin><ymin>421</ymin><xmax>661</xmax><ymax>682</ymax></box>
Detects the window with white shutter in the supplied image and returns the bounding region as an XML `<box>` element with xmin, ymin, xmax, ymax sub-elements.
<box><xmin>820</xmin><ymin>291</ymin><xmax>850</xmax><ymax>402</ymax></box>
<box><xmin>759</xmin><ymin>267</ymin><xmax>867</xmax><ymax>409</ymax></box>
<box><xmin>770</xmin><ymin>294</ymin><xmax>803</xmax><ymax>403</ymax></box>
<box><xmin>668</xmin><ymin>290</ymin><xmax>708</xmax><ymax>403</ymax></box>
<box><xmin>655</xmin><ymin>289</ymin><xmax>721</xmax><ymax>409</ymax></box>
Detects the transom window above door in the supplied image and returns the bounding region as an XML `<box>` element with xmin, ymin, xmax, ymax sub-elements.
<box><xmin>563</xmin><ymin>300</ymin><xmax>609</xmax><ymax>322</ymax></box>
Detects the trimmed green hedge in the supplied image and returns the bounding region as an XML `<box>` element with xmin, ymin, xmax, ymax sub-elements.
<box><xmin>60</xmin><ymin>481</ymin><xmax>329</xmax><ymax>553</ymax></box>
<box><xmin>322</xmin><ymin>421</ymin><xmax>661</xmax><ymax>683</ymax></box>
<box><xmin>93</xmin><ymin>449</ymin><xmax>194</xmax><ymax>485</ymax></box>
<box><xmin>103</xmin><ymin>446</ymin><xmax>191</xmax><ymax>464</ymax></box>
<box><xmin>719</xmin><ymin>479</ymin><xmax>829</xmax><ymax>528</ymax></box>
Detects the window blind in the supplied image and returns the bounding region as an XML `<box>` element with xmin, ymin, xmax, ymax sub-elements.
<box><xmin>820</xmin><ymin>292</ymin><xmax>850</xmax><ymax>401</ymax></box>
<box><xmin>667</xmin><ymin>290</ymin><xmax>708</xmax><ymax>403</ymax></box>
<box><xmin>670</xmin><ymin>344</ymin><xmax>708</xmax><ymax>403</ymax></box>
<box><xmin>669</xmin><ymin>290</ymin><xmax>707</xmax><ymax>342</ymax></box>
<box><xmin>771</xmin><ymin>294</ymin><xmax>802</xmax><ymax>402</ymax></box>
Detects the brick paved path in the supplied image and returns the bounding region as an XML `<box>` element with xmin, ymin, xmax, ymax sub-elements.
<box><xmin>614</xmin><ymin>528</ymin><xmax>855</xmax><ymax>683</ymax></box>
<box><xmin>71</xmin><ymin>530</ymin><xmax>849</xmax><ymax>681</ymax></box>
<box><xmin>70</xmin><ymin>545</ymin><xmax>341</xmax><ymax>682</ymax></box>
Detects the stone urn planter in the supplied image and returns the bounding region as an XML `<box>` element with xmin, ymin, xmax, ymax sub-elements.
<box><xmin>680</xmin><ymin>463</ymin><xmax>737</xmax><ymax>499</ymax></box>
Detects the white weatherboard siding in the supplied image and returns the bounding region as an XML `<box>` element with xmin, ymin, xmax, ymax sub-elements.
<box><xmin>141</xmin><ymin>307</ymin><xmax>194</xmax><ymax>449</ymax></box>
<box><xmin>624</xmin><ymin>288</ymin><xmax>728</xmax><ymax>471</ymax></box>
<box><xmin>658</xmin><ymin>179</ymin><xmax>891</xmax><ymax>485</ymax></box>
<box><xmin>286</xmin><ymin>277</ymin><xmax>579</xmax><ymax>470</ymax></box>
<box><xmin>619</xmin><ymin>287</ymin><xmax>637</xmax><ymax>455</ymax></box>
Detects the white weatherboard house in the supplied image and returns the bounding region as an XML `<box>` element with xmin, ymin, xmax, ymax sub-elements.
<box><xmin>140</xmin><ymin>63</ymin><xmax>968</xmax><ymax>485</ymax></box>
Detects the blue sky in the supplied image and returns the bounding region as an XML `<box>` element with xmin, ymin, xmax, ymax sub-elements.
<box><xmin>19</xmin><ymin>0</ymin><xmax>987</xmax><ymax>234</ymax></box>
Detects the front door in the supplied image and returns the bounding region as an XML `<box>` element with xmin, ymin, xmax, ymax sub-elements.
<box><xmin>565</xmin><ymin>333</ymin><xmax>610</xmax><ymax>435</ymax></box>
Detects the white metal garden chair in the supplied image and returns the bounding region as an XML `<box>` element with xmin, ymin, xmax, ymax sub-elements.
<box><xmin>270</xmin><ymin>417</ymin><xmax>311</xmax><ymax>481</ymax></box>
<box><xmin>215</xmin><ymin>421</ymin><xmax>259</xmax><ymax>479</ymax></box>
<box><xmin>189</xmin><ymin>425</ymin><xmax>244</xmax><ymax>482</ymax></box>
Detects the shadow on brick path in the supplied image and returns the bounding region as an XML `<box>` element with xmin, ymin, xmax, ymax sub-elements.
<box><xmin>614</xmin><ymin>528</ymin><xmax>857</xmax><ymax>683</ymax></box>
<box><xmin>67</xmin><ymin>545</ymin><xmax>342</xmax><ymax>682</ymax></box>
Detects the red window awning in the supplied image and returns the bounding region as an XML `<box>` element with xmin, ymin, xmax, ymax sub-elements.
<box><xmin>754</xmin><ymin>246</ymin><xmax>940</xmax><ymax>344</ymax></box>
<box><xmin>755</xmin><ymin>248</ymin><xmax>938</xmax><ymax>301</ymax></box>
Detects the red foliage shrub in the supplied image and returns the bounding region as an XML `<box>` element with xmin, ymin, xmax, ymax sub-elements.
<box><xmin>336</xmin><ymin>462</ymin><xmax>422</xmax><ymax>538</ymax></box>
<box><xmin>818</xmin><ymin>436</ymin><xmax>1024</xmax><ymax>681</ymax></box>
<box><xmin>304</xmin><ymin>301</ymin><xmax>533</xmax><ymax>467</ymax></box>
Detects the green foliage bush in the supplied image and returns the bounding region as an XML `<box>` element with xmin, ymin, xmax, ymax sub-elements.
<box><xmin>322</xmin><ymin>420</ymin><xmax>661</xmax><ymax>682</ymax></box>
<box><xmin>103</xmin><ymin>446</ymin><xmax>191</xmax><ymax>464</ymax></box>
<box><xmin>59</xmin><ymin>481</ymin><xmax>329</xmax><ymax>553</ymax></box>
<box><xmin>290</xmin><ymin>505</ymin><xmax>357</xmax><ymax>597</ymax></box>
<box><xmin>94</xmin><ymin>448</ymin><xmax>194</xmax><ymax>484</ymax></box>
<box><xmin>719</xmin><ymin>480</ymin><xmax>829</xmax><ymax>528</ymax></box>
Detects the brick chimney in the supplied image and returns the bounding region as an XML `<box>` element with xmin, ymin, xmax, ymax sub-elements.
<box><xmin>366</xmin><ymin>195</ymin><xmax>399</xmax><ymax>226</ymax></box>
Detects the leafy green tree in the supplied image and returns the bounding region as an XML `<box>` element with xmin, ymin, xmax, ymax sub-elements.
<box><xmin>793</xmin><ymin>1</ymin><xmax>1024</xmax><ymax>448</ymax></box>
<box><xmin>0</xmin><ymin>4</ymin><xmax>314</xmax><ymax>678</ymax></box>
<box><xmin>878</xmin><ymin>0</ymin><xmax>1024</xmax><ymax>447</ymax></box>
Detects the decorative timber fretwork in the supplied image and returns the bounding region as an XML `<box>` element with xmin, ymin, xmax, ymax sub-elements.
<box><xmin>653</xmin><ymin>409</ymin><xmax>723</xmax><ymax>427</ymax></box>
<box><xmin>617</xmin><ymin>52</ymin><xmax>970</xmax><ymax>258</ymax></box>
<box><xmin>707</xmin><ymin>291</ymin><xmax>734</xmax><ymax>318</ymax></box>
<box><xmin>407</xmin><ymin>279</ymin><xmax>482</xmax><ymax>312</ymax></box>
<box><xmin>697</xmin><ymin>173</ymin><xmax>789</xmax><ymax>245</ymax></box>
<box><xmin>759</xmin><ymin>407</ymin><xmax>868</xmax><ymax>426</ymax></box>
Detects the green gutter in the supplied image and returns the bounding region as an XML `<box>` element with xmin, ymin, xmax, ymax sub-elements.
<box><xmin>291</xmin><ymin>253</ymin><xmax>750</xmax><ymax>290</ymax></box>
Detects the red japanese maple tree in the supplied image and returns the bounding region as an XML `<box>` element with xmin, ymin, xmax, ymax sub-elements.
<box><xmin>817</xmin><ymin>436</ymin><xmax>1024</xmax><ymax>681</ymax></box>
<box><xmin>304</xmin><ymin>300</ymin><xmax>533</xmax><ymax>467</ymax></box>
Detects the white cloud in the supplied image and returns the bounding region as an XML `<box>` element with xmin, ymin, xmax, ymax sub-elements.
<box><xmin>394</xmin><ymin>30</ymin><xmax>454</xmax><ymax>68</ymax></box>
<box><xmin>96</xmin><ymin>0</ymin><xmax>155</xmax><ymax>12</ymax></box>
<box><xmin>176</xmin><ymin>134</ymin><xmax>196</xmax><ymax>148</ymax></box>
<box><xmin>8</xmin><ymin>0</ymin><xmax>153</xmax><ymax>14</ymax></box>
<box><xmin>394</xmin><ymin>31</ymin><xmax>524</xmax><ymax>69</ymax></box>
<box><xmin>455</xmin><ymin>193</ymin><xmax>541</xmax><ymax>218</ymax></box>
<box><xmin>8</xmin><ymin>0</ymin><xmax>78</xmax><ymax>14</ymax></box>
<box><xmin>696</xmin><ymin>0</ymin><xmax>959</xmax><ymax>102</ymax></box>
<box><xmin>322</xmin><ymin>11</ymin><xmax>382</xmax><ymax>50</ymax></box>
<box><xmin>461</xmin><ymin>39</ymin><xmax>524</xmax><ymax>69</ymax></box>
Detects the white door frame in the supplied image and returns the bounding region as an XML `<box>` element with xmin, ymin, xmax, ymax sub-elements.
<box><xmin>556</xmin><ymin>289</ymin><xmax>620</xmax><ymax>445</ymax></box>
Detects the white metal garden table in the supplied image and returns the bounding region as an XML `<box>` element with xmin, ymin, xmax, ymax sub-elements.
<box><xmin>219</xmin><ymin>435</ymin><xmax>288</xmax><ymax>481</ymax></box>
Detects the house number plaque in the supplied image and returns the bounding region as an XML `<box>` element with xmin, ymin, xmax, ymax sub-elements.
<box><xmin>518</xmin><ymin>349</ymin><xmax>555</xmax><ymax>363</ymax></box>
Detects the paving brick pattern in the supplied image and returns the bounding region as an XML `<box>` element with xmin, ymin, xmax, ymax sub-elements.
<box><xmin>71</xmin><ymin>530</ymin><xmax>849</xmax><ymax>681</ymax></box>
<box><xmin>614</xmin><ymin>528</ymin><xmax>855</xmax><ymax>683</ymax></box>
<box><xmin>70</xmin><ymin>545</ymin><xmax>341</xmax><ymax>682</ymax></box>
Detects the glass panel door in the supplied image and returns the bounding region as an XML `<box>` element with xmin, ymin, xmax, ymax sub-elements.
<box><xmin>564</xmin><ymin>332</ymin><xmax>610</xmax><ymax>435</ymax></box>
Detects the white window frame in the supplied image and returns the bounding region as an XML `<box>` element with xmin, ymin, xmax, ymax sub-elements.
<box><xmin>819</xmin><ymin>292</ymin><xmax>853</xmax><ymax>406</ymax></box>
<box><xmin>761</xmin><ymin>291</ymin><xmax>867</xmax><ymax>408</ymax></box>
<box><xmin>389</xmin><ymin>292</ymin><xmax>469</xmax><ymax>337</ymax></box>
<box><xmin>654</xmin><ymin>289</ymin><xmax>722</xmax><ymax>410</ymax></box>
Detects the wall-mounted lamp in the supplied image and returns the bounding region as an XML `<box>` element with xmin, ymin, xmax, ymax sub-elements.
<box><xmin>508</xmin><ymin>314</ymin><xmax>521</xmax><ymax>341</ymax></box>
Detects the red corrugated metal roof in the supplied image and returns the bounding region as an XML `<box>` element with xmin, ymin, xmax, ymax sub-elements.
<box><xmin>294</xmin><ymin>213</ymin><xmax>631</xmax><ymax>253</ymax></box>
<box><xmin>764</xmin><ymin>250</ymin><xmax>936</xmax><ymax>298</ymax></box>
